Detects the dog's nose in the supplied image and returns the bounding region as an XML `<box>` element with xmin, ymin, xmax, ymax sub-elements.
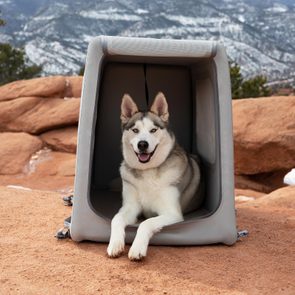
<box><xmin>138</xmin><ymin>140</ymin><xmax>149</xmax><ymax>152</ymax></box>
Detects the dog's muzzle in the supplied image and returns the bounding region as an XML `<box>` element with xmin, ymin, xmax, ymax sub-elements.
<box><xmin>135</xmin><ymin>141</ymin><xmax>157</xmax><ymax>163</ymax></box>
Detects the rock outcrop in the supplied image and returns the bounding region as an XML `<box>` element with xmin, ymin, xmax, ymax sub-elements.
<box><xmin>0</xmin><ymin>76</ymin><xmax>80</xmax><ymax>184</ymax></box>
<box><xmin>0</xmin><ymin>76</ymin><xmax>294</xmax><ymax>194</ymax></box>
<box><xmin>40</xmin><ymin>127</ymin><xmax>77</xmax><ymax>153</ymax></box>
<box><xmin>0</xmin><ymin>76</ymin><xmax>82</xmax><ymax>101</ymax></box>
<box><xmin>65</xmin><ymin>76</ymin><xmax>83</xmax><ymax>98</ymax></box>
<box><xmin>252</xmin><ymin>186</ymin><xmax>295</xmax><ymax>209</ymax></box>
<box><xmin>0</xmin><ymin>96</ymin><xmax>80</xmax><ymax>134</ymax></box>
<box><xmin>32</xmin><ymin>151</ymin><xmax>76</xmax><ymax>177</ymax></box>
<box><xmin>233</xmin><ymin>96</ymin><xmax>295</xmax><ymax>175</ymax></box>
<box><xmin>0</xmin><ymin>132</ymin><xmax>43</xmax><ymax>174</ymax></box>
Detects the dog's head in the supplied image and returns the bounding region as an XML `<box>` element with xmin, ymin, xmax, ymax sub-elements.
<box><xmin>121</xmin><ymin>92</ymin><xmax>175</xmax><ymax>170</ymax></box>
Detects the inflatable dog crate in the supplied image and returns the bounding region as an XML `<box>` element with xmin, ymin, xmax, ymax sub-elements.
<box><xmin>69</xmin><ymin>36</ymin><xmax>237</xmax><ymax>245</ymax></box>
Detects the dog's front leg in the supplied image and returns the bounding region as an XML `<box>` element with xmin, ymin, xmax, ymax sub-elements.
<box><xmin>129</xmin><ymin>188</ymin><xmax>183</xmax><ymax>261</ymax></box>
<box><xmin>128</xmin><ymin>213</ymin><xmax>183</xmax><ymax>261</ymax></box>
<box><xmin>107</xmin><ymin>183</ymin><xmax>141</xmax><ymax>258</ymax></box>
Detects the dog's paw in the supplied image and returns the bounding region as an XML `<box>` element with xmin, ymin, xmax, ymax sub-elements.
<box><xmin>107</xmin><ymin>239</ymin><xmax>125</xmax><ymax>258</ymax></box>
<box><xmin>128</xmin><ymin>243</ymin><xmax>147</xmax><ymax>261</ymax></box>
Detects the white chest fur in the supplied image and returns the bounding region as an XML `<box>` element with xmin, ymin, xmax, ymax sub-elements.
<box><xmin>121</xmin><ymin>165</ymin><xmax>182</xmax><ymax>217</ymax></box>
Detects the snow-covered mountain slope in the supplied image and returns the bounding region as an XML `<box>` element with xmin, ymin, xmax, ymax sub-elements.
<box><xmin>0</xmin><ymin>0</ymin><xmax>294</xmax><ymax>80</ymax></box>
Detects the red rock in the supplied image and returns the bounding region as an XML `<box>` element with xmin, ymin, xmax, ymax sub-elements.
<box><xmin>235</xmin><ymin>174</ymin><xmax>273</xmax><ymax>193</ymax></box>
<box><xmin>235</xmin><ymin>188</ymin><xmax>265</xmax><ymax>199</ymax></box>
<box><xmin>65</xmin><ymin>76</ymin><xmax>83</xmax><ymax>98</ymax></box>
<box><xmin>0</xmin><ymin>96</ymin><xmax>40</xmax><ymax>127</ymax></box>
<box><xmin>0</xmin><ymin>97</ymin><xmax>80</xmax><ymax>134</ymax></box>
<box><xmin>40</xmin><ymin>127</ymin><xmax>77</xmax><ymax>153</ymax></box>
<box><xmin>252</xmin><ymin>186</ymin><xmax>295</xmax><ymax>209</ymax></box>
<box><xmin>233</xmin><ymin>96</ymin><xmax>295</xmax><ymax>174</ymax></box>
<box><xmin>0</xmin><ymin>132</ymin><xmax>43</xmax><ymax>174</ymax></box>
<box><xmin>0</xmin><ymin>76</ymin><xmax>67</xmax><ymax>101</ymax></box>
<box><xmin>0</xmin><ymin>75</ymin><xmax>83</xmax><ymax>102</ymax></box>
<box><xmin>57</xmin><ymin>157</ymin><xmax>76</xmax><ymax>176</ymax></box>
<box><xmin>235</xmin><ymin>169</ymin><xmax>288</xmax><ymax>193</ymax></box>
<box><xmin>31</xmin><ymin>151</ymin><xmax>76</xmax><ymax>177</ymax></box>
<box><xmin>0</xmin><ymin>150</ymin><xmax>75</xmax><ymax>192</ymax></box>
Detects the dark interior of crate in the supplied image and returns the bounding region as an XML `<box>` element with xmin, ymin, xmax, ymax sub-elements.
<box><xmin>89</xmin><ymin>56</ymin><xmax>221</xmax><ymax>221</ymax></box>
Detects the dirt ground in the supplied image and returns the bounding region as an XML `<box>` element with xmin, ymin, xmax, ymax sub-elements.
<box><xmin>0</xmin><ymin>186</ymin><xmax>294</xmax><ymax>295</ymax></box>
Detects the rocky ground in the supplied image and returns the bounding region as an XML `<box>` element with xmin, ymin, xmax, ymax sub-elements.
<box><xmin>0</xmin><ymin>77</ymin><xmax>294</xmax><ymax>294</ymax></box>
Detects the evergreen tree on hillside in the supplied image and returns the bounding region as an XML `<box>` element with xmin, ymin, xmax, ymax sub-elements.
<box><xmin>0</xmin><ymin>13</ymin><xmax>42</xmax><ymax>85</ymax></box>
<box><xmin>230</xmin><ymin>62</ymin><xmax>243</xmax><ymax>98</ymax></box>
<box><xmin>241</xmin><ymin>75</ymin><xmax>271</xmax><ymax>98</ymax></box>
<box><xmin>78</xmin><ymin>65</ymin><xmax>85</xmax><ymax>76</ymax></box>
<box><xmin>0</xmin><ymin>11</ymin><xmax>5</xmax><ymax>26</ymax></box>
<box><xmin>0</xmin><ymin>44</ymin><xmax>42</xmax><ymax>85</ymax></box>
<box><xmin>230</xmin><ymin>62</ymin><xmax>271</xmax><ymax>99</ymax></box>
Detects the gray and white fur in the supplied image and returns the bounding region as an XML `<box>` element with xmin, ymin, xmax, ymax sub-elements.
<box><xmin>107</xmin><ymin>92</ymin><xmax>202</xmax><ymax>260</ymax></box>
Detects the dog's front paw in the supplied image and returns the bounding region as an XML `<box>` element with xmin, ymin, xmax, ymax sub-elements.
<box><xmin>128</xmin><ymin>242</ymin><xmax>147</xmax><ymax>261</ymax></box>
<box><xmin>107</xmin><ymin>239</ymin><xmax>125</xmax><ymax>258</ymax></box>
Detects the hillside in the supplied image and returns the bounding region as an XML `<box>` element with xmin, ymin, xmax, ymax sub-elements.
<box><xmin>0</xmin><ymin>0</ymin><xmax>295</xmax><ymax>80</ymax></box>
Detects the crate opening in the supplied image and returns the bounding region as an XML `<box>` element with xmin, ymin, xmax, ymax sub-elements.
<box><xmin>88</xmin><ymin>57</ymin><xmax>221</xmax><ymax>223</ymax></box>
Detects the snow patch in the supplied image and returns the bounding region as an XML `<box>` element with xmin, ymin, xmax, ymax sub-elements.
<box><xmin>34</xmin><ymin>15</ymin><xmax>56</xmax><ymax>21</ymax></box>
<box><xmin>0</xmin><ymin>33</ymin><xmax>12</xmax><ymax>42</ymax></box>
<box><xmin>162</xmin><ymin>14</ymin><xmax>229</xmax><ymax>27</ymax></box>
<box><xmin>135</xmin><ymin>9</ymin><xmax>148</xmax><ymax>14</ymax></box>
<box><xmin>80</xmin><ymin>10</ymin><xmax>141</xmax><ymax>21</ymax></box>
<box><xmin>237</xmin><ymin>15</ymin><xmax>245</xmax><ymax>23</ymax></box>
<box><xmin>284</xmin><ymin>169</ymin><xmax>295</xmax><ymax>186</ymax></box>
<box><xmin>83</xmin><ymin>34</ymin><xmax>94</xmax><ymax>43</ymax></box>
<box><xmin>266</xmin><ymin>4</ymin><xmax>288</xmax><ymax>13</ymax></box>
<box><xmin>25</xmin><ymin>40</ymin><xmax>84</xmax><ymax>75</ymax></box>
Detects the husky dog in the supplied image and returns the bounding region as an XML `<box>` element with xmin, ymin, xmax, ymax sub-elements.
<box><xmin>107</xmin><ymin>92</ymin><xmax>202</xmax><ymax>261</ymax></box>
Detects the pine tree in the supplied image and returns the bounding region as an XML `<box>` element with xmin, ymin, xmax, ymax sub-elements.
<box><xmin>229</xmin><ymin>62</ymin><xmax>271</xmax><ymax>99</ymax></box>
<box><xmin>0</xmin><ymin>13</ymin><xmax>42</xmax><ymax>85</ymax></box>
<box><xmin>0</xmin><ymin>44</ymin><xmax>42</xmax><ymax>85</ymax></box>
<box><xmin>230</xmin><ymin>62</ymin><xmax>243</xmax><ymax>98</ymax></box>
<box><xmin>0</xmin><ymin>12</ymin><xmax>5</xmax><ymax>26</ymax></box>
<box><xmin>241</xmin><ymin>75</ymin><xmax>271</xmax><ymax>98</ymax></box>
<box><xmin>78</xmin><ymin>65</ymin><xmax>85</xmax><ymax>76</ymax></box>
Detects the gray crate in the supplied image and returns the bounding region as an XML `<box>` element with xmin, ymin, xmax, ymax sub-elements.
<box><xmin>70</xmin><ymin>36</ymin><xmax>237</xmax><ymax>245</ymax></box>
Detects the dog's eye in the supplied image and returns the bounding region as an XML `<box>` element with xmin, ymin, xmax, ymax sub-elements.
<box><xmin>150</xmin><ymin>128</ymin><xmax>158</xmax><ymax>133</ymax></box>
<box><xmin>132</xmin><ymin>128</ymin><xmax>139</xmax><ymax>133</ymax></box>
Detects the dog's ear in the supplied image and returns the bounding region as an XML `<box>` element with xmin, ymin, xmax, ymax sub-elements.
<box><xmin>121</xmin><ymin>94</ymin><xmax>139</xmax><ymax>124</ymax></box>
<box><xmin>150</xmin><ymin>92</ymin><xmax>169</xmax><ymax>122</ymax></box>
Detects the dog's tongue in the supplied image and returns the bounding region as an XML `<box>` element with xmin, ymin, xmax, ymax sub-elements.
<box><xmin>138</xmin><ymin>153</ymin><xmax>150</xmax><ymax>162</ymax></box>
